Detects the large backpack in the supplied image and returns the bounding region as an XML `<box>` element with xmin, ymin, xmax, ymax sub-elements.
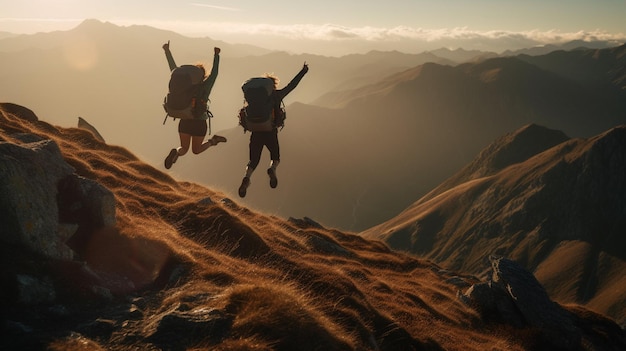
<box><xmin>162</xmin><ymin>65</ymin><xmax>209</xmax><ymax>124</ymax></box>
<box><xmin>239</xmin><ymin>77</ymin><xmax>285</xmax><ymax>132</ymax></box>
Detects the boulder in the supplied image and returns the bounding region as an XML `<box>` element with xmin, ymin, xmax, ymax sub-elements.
<box><xmin>0</xmin><ymin>137</ymin><xmax>116</xmax><ymax>261</ymax></box>
<box><xmin>461</xmin><ymin>256</ymin><xmax>580</xmax><ymax>349</ymax></box>
<box><xmin>0</xmin><ymin>102</ymin><xmax>38</xmax><ymax>122</ymax></box>
<box><xmin>147</xmin><ymin>305</ymin><xmax>233</xmax><ymax>349</ymax></box>
<box><xmin>57</xmin><ymin>174</ymin><xmax>116</xmax><ymax>228</ymax></box>
<box><xmin>77</xmin><ymin>117</ymin><xmax>105</xmax><ymax>142</ymax></box>
<box><xmin>0</xmin><ymin>139</ymin><xmax>76</xmax><ymax>259</ymax></box>
<box><xmin>15</xmin><ymin>274</ymin><xmax>56</xmax><ymax>304</ymax></box>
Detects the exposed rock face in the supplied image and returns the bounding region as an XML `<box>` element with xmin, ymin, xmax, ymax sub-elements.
<box><xmin>460</xmin><ymin>256</ymin><xmax>622</xmax><ymax>350</ymax></box>
<box><xmin>77</xmin><ymin>116</ymin><xmax>105</xmax><ymax>142</ymax></box>
<box><xmin>15</xmin><ymin>274</ymin><xmax>56</xmax><ymax>304</ymax></box>
<box><xmin>0</xmin><ymin>102</ymin><xmax>38</xmax><ymax>122</ymax></box>
<box><xmin>0</xmin><ymin>137</ymin><xmax>115</xmax><ymax>260</ymax></box>
<box><xmin>57</xmin><ymin>173</ymin><xmax>116</xmax><ymax>228</ymax></box>
<box><xmin>0</xmin><ymin>138</ymin><xmax>76</xmax><ymax>259</ymax></box>
<box><xmin>147</xmin><ymin>304</ymin><xmax>233</xmax><ymax>349</ymax></box>
<box><xmin>488</xmin><ymin>256</ymin><xmax>574</xmax><ymax>332</ymax></box>
<box><xmin>0</xmin><ymin>128</ymin><xmax>119</xmax><ymax>306</ymax></box>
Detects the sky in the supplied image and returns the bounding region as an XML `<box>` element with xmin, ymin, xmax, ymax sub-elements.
<box><xmin>1</xmin><ymin>0</ymin><xmax>626</xmax><ymax>55</ymax></box>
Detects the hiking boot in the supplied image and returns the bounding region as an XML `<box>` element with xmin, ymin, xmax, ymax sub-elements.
<box><xmin>267</xmin><ymin>168</ymin><xmax>278</xmax><ymax>188</ymax></box>
<box><xmin>210</xmin><ymin>135</ymin><xmax>227</xmax><ymax>145</ymax></box>
<box><xmin>164</xmin><ymin>149</ymin><xmax>178</xmax><ymax>169</ymax></box>
<box><xmin>238</xmin><ymin>177</ymin><xmax>250</xmax><ymax>198</ymax></box>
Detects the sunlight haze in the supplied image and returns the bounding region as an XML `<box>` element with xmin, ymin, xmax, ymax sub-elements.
<box><xmin>2</xmin><ymin>0</ymin><xmax>625</xmax><ymax>55</ymax></box>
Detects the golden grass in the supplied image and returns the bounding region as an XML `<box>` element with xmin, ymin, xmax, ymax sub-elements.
<box><xmin>46</xmin><ymin>333</ymin><xmax>107</xmax><ymax>351</ymax></box>
<box><xmin>0</xmin><ymin>106</ymin><xmax>537</xmax><ymax>350</ymax></box>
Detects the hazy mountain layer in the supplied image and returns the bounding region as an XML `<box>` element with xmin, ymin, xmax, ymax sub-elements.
<box><xmin>2</xmin><ymin>20</ymin><xmax>625</xmax><ymax>233</ymax></box>
<box><xmin>0</xmin><ymin>19</ymin><xmax>449</xmax><ymax>156</ymax></box>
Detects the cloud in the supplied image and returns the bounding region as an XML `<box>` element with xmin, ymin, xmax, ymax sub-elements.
<box><xmin>120</xmin><ymin>19</ymin><xmax>625</xmax><ymax>55</ymax></box>
<box><xmin>189</xmin><ymin>3</ymin><xmax>241</xmax><ymax>11</ymax></box>
<box><xmin>191</xmin><ymin>22</ymin><xmax>626</xmax><ymax>45</ymax></box>
<box><xmin>2</xmin><ymin>17</ymin><xmax>624</xmax><ymax>56</ymax></box>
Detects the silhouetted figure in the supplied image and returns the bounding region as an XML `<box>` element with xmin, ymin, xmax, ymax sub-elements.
<box><xmin>238</xmin><ymin>62</ymin><xmax>309</xmax><ymax>197</ymax></box>
<box><xmin>162</xmin><ymin>41</ymin><xmax>227</xmax><ymax>169</ymax></box>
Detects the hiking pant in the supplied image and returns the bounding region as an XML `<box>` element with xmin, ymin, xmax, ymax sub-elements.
<box><xmin>248</xmin><ymin>130</ymin><xmax>279</xmax><ymax>170</ymax></box>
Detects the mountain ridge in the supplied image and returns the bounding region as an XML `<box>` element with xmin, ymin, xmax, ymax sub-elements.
<box><xmin>416</xmin><ymin>123</ymin><xmax>570</xmax><ymax>204</ymax></box>
<box><xmin>361</xmin><ymin>123</ymin><xmax>626</xmax><ymax>325</ymax></box>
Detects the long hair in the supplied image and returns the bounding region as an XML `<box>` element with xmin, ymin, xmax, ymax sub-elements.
<box><xmin>195</xmin><ymin>63</ymin><xmax>207</xmax><ymax>79</ymax></box>
<box><xmin>264</xmin><ymin>73</ymin><xmax>280</xmax><ymax>89</ymax></box>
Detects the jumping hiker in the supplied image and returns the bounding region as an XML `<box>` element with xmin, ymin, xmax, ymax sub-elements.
<box><xmin>238</xmin><ymin>62</ymin><xmax>309</xmax><ymax>197</ymax></box>
<box><xmin>162</xmin><ymin>41</ymin><xmax>227</xmax><ymax>169</ymax></box>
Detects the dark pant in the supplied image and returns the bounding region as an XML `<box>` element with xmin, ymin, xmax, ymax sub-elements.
<box><xmin>178</xmin><ymin>118</ymin><xmax>207</xmax><ymax>137</ymax></box>
<box><xmin>248</xmin><ymin>130</ymin><xmax>279</xmax><ymax>170</ymax></box>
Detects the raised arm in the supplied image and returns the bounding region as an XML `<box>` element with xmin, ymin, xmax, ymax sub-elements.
<box><xmin>162</xmin><ymin>41</ymin><xmax>177</xmax><ymax>71</ymax></box>
<box><xmin>276</xmin><ymin>62</ymin><xmax>309</xmax><ymax>100</ymax></box>
<box><xmin>199</xmin><ymin>47</ymin><xmax>221</xmax><ymax>98</ymax></box>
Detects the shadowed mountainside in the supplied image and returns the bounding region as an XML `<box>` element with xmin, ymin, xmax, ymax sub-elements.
<box><xmin>502</xmin><ymin>40</ymin><xmax>623</xmax><ymax>57</ymax></box>
<box><xmin>3</xmin><ymin>105</ymin><xmax>625</xmax><ymax>350</ymax></box>
<box><xmin>361</xmin><ymin>123</ymin><xmax>626</xmax><ymax>326</ymax></box>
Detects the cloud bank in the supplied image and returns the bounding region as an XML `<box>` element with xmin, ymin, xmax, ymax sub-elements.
<box><xmin>2</xmin><ymin>17</ymin><xmax>625</xmax><ymax>55</ymax></box>
<box><xmin>148</xmin><ymin>21</ymin><xmax>626</xmax><ymax>54</ymax></box>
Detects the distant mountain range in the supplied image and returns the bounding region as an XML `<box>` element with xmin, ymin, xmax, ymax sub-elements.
<box><xmin>188</xmin><ymin>43</ymin><xmax>626</xmax><ymax>232</ymax></box>
<box><xmin>361</xmin><ymin>123</ymin><xmax>626</xmax><ymax>325</ymax></box>
<box><xmin>1</xmin><ymin>20</ymin><xmax>625</xmax><ymax>233</ymax></box>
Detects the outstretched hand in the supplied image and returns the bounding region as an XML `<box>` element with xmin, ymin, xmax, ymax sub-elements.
<box><xmin>162</xmin><ymin>40</ymin><xmax>170</xmax><ymax>51</ymax></box>
<box><xmin>214</xmin><ymin>47</ymin><xmax>221</xmax><ymax>55</ymax></box>
<box><xmin>302</xmin><ymin>61</ymin><xmax>309</xmax><ymax>74</ymax></box>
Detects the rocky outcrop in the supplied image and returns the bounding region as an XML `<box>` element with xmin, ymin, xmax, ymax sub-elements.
<box><xmin>0</xmin><ymin>136</ymin><xmax>115</xmax><ymax>260</ymax></box>
<box><xmin>77</xmin><ymin>116</ymin><xmax>105</xmax><ymax>142</ymax></box>
<box><xmin>0</xmin><ymin>130</ymin><xmax>118</xmax><ymax>305</ymax></box>
<box><xmin>146</xmin><ymin>303</ymin><xmax>233</xmax><ymax>350</ymax></box>
<box><xmin>0</xmin><ymin>102</ymin><xmax>38</xmax><ymax>122</ymax></box>
<box><xmin>460</xmin><ymin>256</ymin><xmax>625</xmax><ymax>350</ymax></box>
<box><xmin>1</xmin><ymin>138</ymin><xmax>76</xmax><ymax>260</ymax></box>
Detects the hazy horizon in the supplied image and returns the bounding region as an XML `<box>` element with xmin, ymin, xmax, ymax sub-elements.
<box><xmin>2</xmin><ymin>0</ymin><xmax>626</xmax><ymax>56</ymax></box>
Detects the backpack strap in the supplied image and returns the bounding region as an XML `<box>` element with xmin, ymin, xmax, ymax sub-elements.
<box><xmin>207</xmin><ymin>109</ymin><xmax>213</xmax><ymax>135</ymax></box>
<box><xmin>163</xmin><ymin>96</ymin><xmax>172</xmax><ymax>124</ymax></box>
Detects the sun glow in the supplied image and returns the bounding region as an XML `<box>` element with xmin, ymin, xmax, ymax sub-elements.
<box><xmin>62</xmin><ymin>33</ymin><xmax>98</xmax><ymax>71</ymax></box>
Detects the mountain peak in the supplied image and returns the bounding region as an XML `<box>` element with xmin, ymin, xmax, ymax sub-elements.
<box><xmin>417</xmin><ymin>124</ymin><xmax>570</xmax><ymax>204</ymax></box>
<box><xmin>476</xmin><ymin>123</ymin><xmax>570</xmax><ymax>173</ymax></box>
<box><xmin>74</xmin><ymin>19</ymin><xmax>116</xmax><ymax>30</ymax></box>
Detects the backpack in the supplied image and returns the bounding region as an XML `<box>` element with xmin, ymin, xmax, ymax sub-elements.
<box><xmin>162</xmin><ymin>65</ymin><xmax>209</xmax><ymax>124</ymax></box>
<box><xmin>238</xmin><ymin>77</ymin><xmax>286</xmax><ymax>132</ymax></box>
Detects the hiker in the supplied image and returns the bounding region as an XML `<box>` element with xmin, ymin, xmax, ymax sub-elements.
<box><xmin>162</xmin><ymin>41</ymin><xmax>227</xmax><ymax>169</ymax></box>
<box><xmin>238</xmin><ymin>62</ymin><xmax>309</xmax><ymax>197</ymax></box>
